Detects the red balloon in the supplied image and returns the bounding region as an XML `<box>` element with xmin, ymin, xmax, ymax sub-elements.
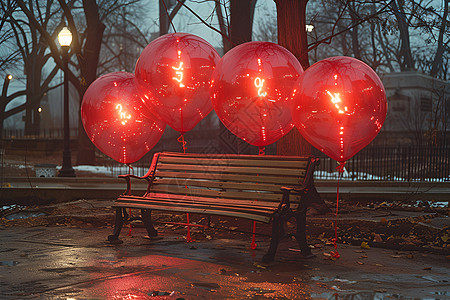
<box><xmin>292</xmin><ymin>56</ymin><xmax>387</xmax><ymax>163</ymax></box>
<box><xmin>135</xmin><ymin>33</ymin><xmax>220</xmax><ymax>134</ymax></box>
<box><xmin>210</xmin><ymin>41</ymin><xmax>303</xmax><ymax>147</ymax></box>
<box><xmin>81</xmin><ymin>72</ymin><xmax>166</xmax><ymax>164</ymax></box>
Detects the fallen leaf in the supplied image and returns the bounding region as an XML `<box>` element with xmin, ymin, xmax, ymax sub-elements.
<box><xmin>359</xmin><ymin>255</ymin><xmax>368</xmax><ymax>259</ymax></box>
<box><xmin>360</xmin><ymin>242</ymin><xmax>370</xmax><ymax>249</ymax></box>
<box><xmin>253</xmin><ymin>262</ymin><xmax>267</xmax><ymax>269</ymax></box>
<box><xmin>373</xmin><ymin>234</ymin><xmax>383</xmax><ymax>243</ymax></box>
<box><xmin>423</xmin><ymin>267</ymin><xmax>432</xmax><ymax>270</ymax></box>
<box><xmin>357</xmin><ymin>261</ymin><xmax>364</xmax><ymax>265</ymax></box>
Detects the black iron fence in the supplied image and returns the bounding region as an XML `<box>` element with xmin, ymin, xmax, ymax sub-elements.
<box><xmin>312</xmin><ymin>143</ymin><xmax>450</xmax><ymax>182</ymax></box>
<box><xmin>2</xmin><ymin>128</ymin><xmax>79</xmax><ymax>139</ymax></box>
<box><xmin>101</xmin><ymin>143</ymin><xmax>450</xmax><ymax>182</ymax></box>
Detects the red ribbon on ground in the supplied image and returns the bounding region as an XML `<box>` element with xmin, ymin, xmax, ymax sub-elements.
<box><xmin>177</xmin><ymin>134</ymin><xmax>192</xmax><ymax>242</ymax></box>
<box><xmin>127</xmin><ymin>164</ymin><xmax>134</xmax><ymax>236</ymax></box>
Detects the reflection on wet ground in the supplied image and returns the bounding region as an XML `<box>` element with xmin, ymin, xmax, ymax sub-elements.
<box><xmin>0</xmin><ymin>226</ymin><xmax>448</xmax><ymax>299</ymax></box>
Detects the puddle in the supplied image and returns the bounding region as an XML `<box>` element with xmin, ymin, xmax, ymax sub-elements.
<box><xmin>148</xmin><ymin>291</ymin><xmax>174</xmax><ymax>296</ymax></box>
<box><xmin>5</xmin><ymin>211</ymin><xmax>47</xmax><ymax>220</ymax></box>
<box><xmin>311</xmin><ymin>291</ymin><xmax>421</xmax><ymax>299</ymax></box>
<box><xmin>190</xmin><ymin>282</ymin><xmax>220</xmax><ymax>291</ymax></box>
<box><xmin>431</xmin><ymin>291</ymin><xmax>449</xmax><ymax>296</ymax></box>
<box><xmin>0</xmin><ymin>260</ymin><xmax>19</xmax><ymax>266</ymax></box>
<box><xmin>311</xmin><ymin>276</ymin><xmax>356</xmax><ymax>284</ymax></box>
<box><xmin>247</xmin><ymin>287</ymin><xmax>275</xmax><ymax>295</ymax></box>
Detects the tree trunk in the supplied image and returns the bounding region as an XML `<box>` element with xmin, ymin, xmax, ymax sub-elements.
<box><xmin>218</xmin><ymin>0</ymin><xmax>256</xmax><ymax>154</ymax></box>
<box><xmin>390</xmin><ymin>0</ymin><xmax>414</xmax><ymax>71</ymax></box>
<box><xmin>275</xmin><ymin>0</ymin><xmax>311</xmax><ymax>156</ymax></box>
<box><xmin>430</xmin><ymin>0</ymin><xmax>448</xmax><ymax>77</ymax></box>
<box><xmin>159</xmin><ymin>0</ymin><xmax>169</xmax><ymax>36</ymax></box>
<box><xmin>349</xmin><ymin>3</ymin><xmax>362</xmax><ymax>60</ymax></box>
<box><xmin>76</xmin><ymin>0</ymin><xmax>106</xmax><ymax>165</ymax></box>
<box><xmin>230</xmin><ymin>0</ymin><xmax>256</xmax><ymax>45</ymax></box>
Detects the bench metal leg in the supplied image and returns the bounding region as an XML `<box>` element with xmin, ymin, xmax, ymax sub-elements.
<box><xmin>108</xmin><ymin>208</ymin><xmax>125</xmax><ymax>243</ymax></box>
<box><xmin>141</xmin><ymin>209</ymin><xmax>158</xmax><ymax>237</ymax></box>
<box><xmin>294</xmin><ymin>211</ymin><xmax>314</xmax><ymax>257</ymax></box>
<box><xmin>262</xmin><ymin>214</ymin><xmax>283</xmax><ymax>263</ymax></box>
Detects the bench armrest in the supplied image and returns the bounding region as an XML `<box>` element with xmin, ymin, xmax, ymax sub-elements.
<box><xmin>119</xmin><ymin>172</ymin><xmax>153</xmax><ymax>196</ymax></box>
<box><xmin>279</xmin><ymin>186</ymin><xmax>306</xmax><ymax>211</ymax></box>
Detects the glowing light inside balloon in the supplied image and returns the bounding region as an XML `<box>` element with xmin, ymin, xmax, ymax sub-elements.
<box><xmin>326</xmin><ymin>90</ymin><xmax>347</xmax><ymax>114</ymax></box>
<box><xmin>115</xmin><ymin>103</ymin><xmax>131</xmax><ymax>125</ymax></box>
<box><xmin>254</xmin><ymin>77</ymin><xmax>267</xmax><ymax>97</ymax></box>
<box><xmin>172</xmin><ymin>60</ymin><xmax>185</xmax><ymax>88</ymax></box>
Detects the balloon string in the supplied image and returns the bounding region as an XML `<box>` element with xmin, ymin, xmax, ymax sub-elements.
<box><xmin>126</xmin><ymin>164</ymin><xmax>133</xmax><ymax>236</ymax></box>
<box><xmin>251</xmin><ymin>147</ymin><xmax>266</xmax><ymax>250</ymax></box>
<box><xmin>177</xmin><ymin>133</ymin><xmax>190</xmax><ymax>241</ymax></box>
<box><xmin>126</xmin><ymin>164</ymin><xmax>133</xmax><ymax>175</ymax></box>
<box><xmin>177</xmin><ymin>134</ymin><xmax>187</xmax><ymax>153</ymax></box>
<box><xmin>258</xmin><ymin>146</ymin><xmax>265</xmax><ymax>155</ymax></box>
<box><xmin>332</xmin><ymin>161</ymin><xmax>345</xmax><ymax>259</ymax></box>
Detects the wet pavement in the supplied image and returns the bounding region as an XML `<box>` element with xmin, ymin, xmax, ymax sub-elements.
<box><xmin>1</xmin><ymin>219</ymin><xmax>449</xmax><ymax>299</ymax></box>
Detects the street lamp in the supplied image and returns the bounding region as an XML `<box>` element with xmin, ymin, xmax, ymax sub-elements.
<box><xmin>57</xmin><ymin>27</ymin><xmax>76</xmax><ymax>177</ymax></box>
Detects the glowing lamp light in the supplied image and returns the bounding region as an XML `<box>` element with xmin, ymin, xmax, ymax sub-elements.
<box><xmin>7</xmin><ymin>74</ymin><xmax>12</xmax><ymax>80</ymax></box>
<box><xmin>211</xmin><ymin>41</ymin><xmax>303</xmax><ymax>147</ymax></box>
<box><xmin>58</xmin><ymin>27</ymin><xmax>72</xmax><ymax>47</ymax></box>
<box><xmin>291</xmin><ymin>56</ymin><xmax>387</xmax><ymax>163</ymax></box>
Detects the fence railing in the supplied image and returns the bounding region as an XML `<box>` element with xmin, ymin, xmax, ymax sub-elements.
<box><xmin>2</xmin><ymin>128</ymin><xmax>79</xmax><ymax>139</ymax></box>
<box><xmin>100</xmin><ymin>143</ymin><xmax>449</xmax><ymax>182</ymax></box>
<box><xmin>312</xmin><ymin>143</ymin><xmax>450</xmax><ymax>182</ymax></box>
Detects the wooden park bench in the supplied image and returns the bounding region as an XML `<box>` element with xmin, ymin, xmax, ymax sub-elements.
<box><xmin>108</xmin><ymin>152</ymin><xmax>326</xmax><ymax>262</ymax></box>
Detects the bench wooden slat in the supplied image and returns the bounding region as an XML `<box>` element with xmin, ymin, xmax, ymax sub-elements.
<box><xmin>149</xmin><ymin>184</ymin><xmax>284</xmax><ymax>202</ymax></box>
<box><xmin>118</xmin><ymin>194</ymin><xmax>281</xmax><ymax>212</ymax></box>
<box><xmin>158</xmin><ymin>156</ymin><xmax>309</xmax><ymax>169</ymax></box>
<box><xmin>153</xmin><ymin>178</ymin><xmax>291</xmax><ymax>193</ymax></box>
<box><xmin>154</xmin><ymin>171</ymin><xmax>303</xmax><ymax>185</ymax></box>
<box><xmin>159</xmin><ymin>152</ymin><xmax>311</xmax><ymax>161</ymax></box>
<box><xmin>114</xmin><ymin>202</ymin><xmax>272</xmax><ymax>223</ymax></box>
<box><xmin>156</xmin><ymin>162</ymin><xmax>305</xmax><ymax>177</ymax></box>
<box><xmin>115</xmin><ymin>197</ymin><xmax>274</xmax><ymax>223</ymax></box>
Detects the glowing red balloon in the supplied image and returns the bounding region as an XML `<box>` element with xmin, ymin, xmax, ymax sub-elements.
<box><xmin>210</xmin><ymin>41</ymin><xmax>303</xmax><ymax>147</ymax></box>
<box><xmin>135</xmin><ymin>33</ymin><xmax>220</xmax><ymax>134</ymax></box>
<box><xmin>81</xmin><ymin>72</ymin><xmax>166</xmax><ymax>164</ymax></box>
<box><xmin>292</xmin><ymin>56</ymin><xmax>387</xmax><ymax>163</ymax></box>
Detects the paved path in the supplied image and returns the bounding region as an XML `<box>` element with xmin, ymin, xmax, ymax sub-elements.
<box><xmin>1</xmin><ymin>226</ymin><xmax>449</xmax><ymax>299</ymax></box>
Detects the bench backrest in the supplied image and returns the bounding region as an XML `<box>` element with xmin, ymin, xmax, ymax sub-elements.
<box><xmin>146</xmin><ymin>152</ymin><xmax>316</xmax><ymax>211</ymax></box>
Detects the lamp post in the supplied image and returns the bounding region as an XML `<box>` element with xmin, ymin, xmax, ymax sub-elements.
<box><xmin>58</xmin><ymin>27</ymin><xmax>76</xmax><ymax>177</ymax></box>
<box><xmin>1</xmin><ymin>74</ymin><xmax>13</xmax><ymax>139</ymax></box>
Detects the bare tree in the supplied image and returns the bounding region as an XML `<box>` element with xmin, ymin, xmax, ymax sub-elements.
<box><xmin>275</xmin><ymin>0</ymin><xmax>311</xmax><ymax>156</ymax></box>
<box><xmin>0</xmin><ymin>0</ymin><xmax>62</xmax><ymax>137</ymax></box>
